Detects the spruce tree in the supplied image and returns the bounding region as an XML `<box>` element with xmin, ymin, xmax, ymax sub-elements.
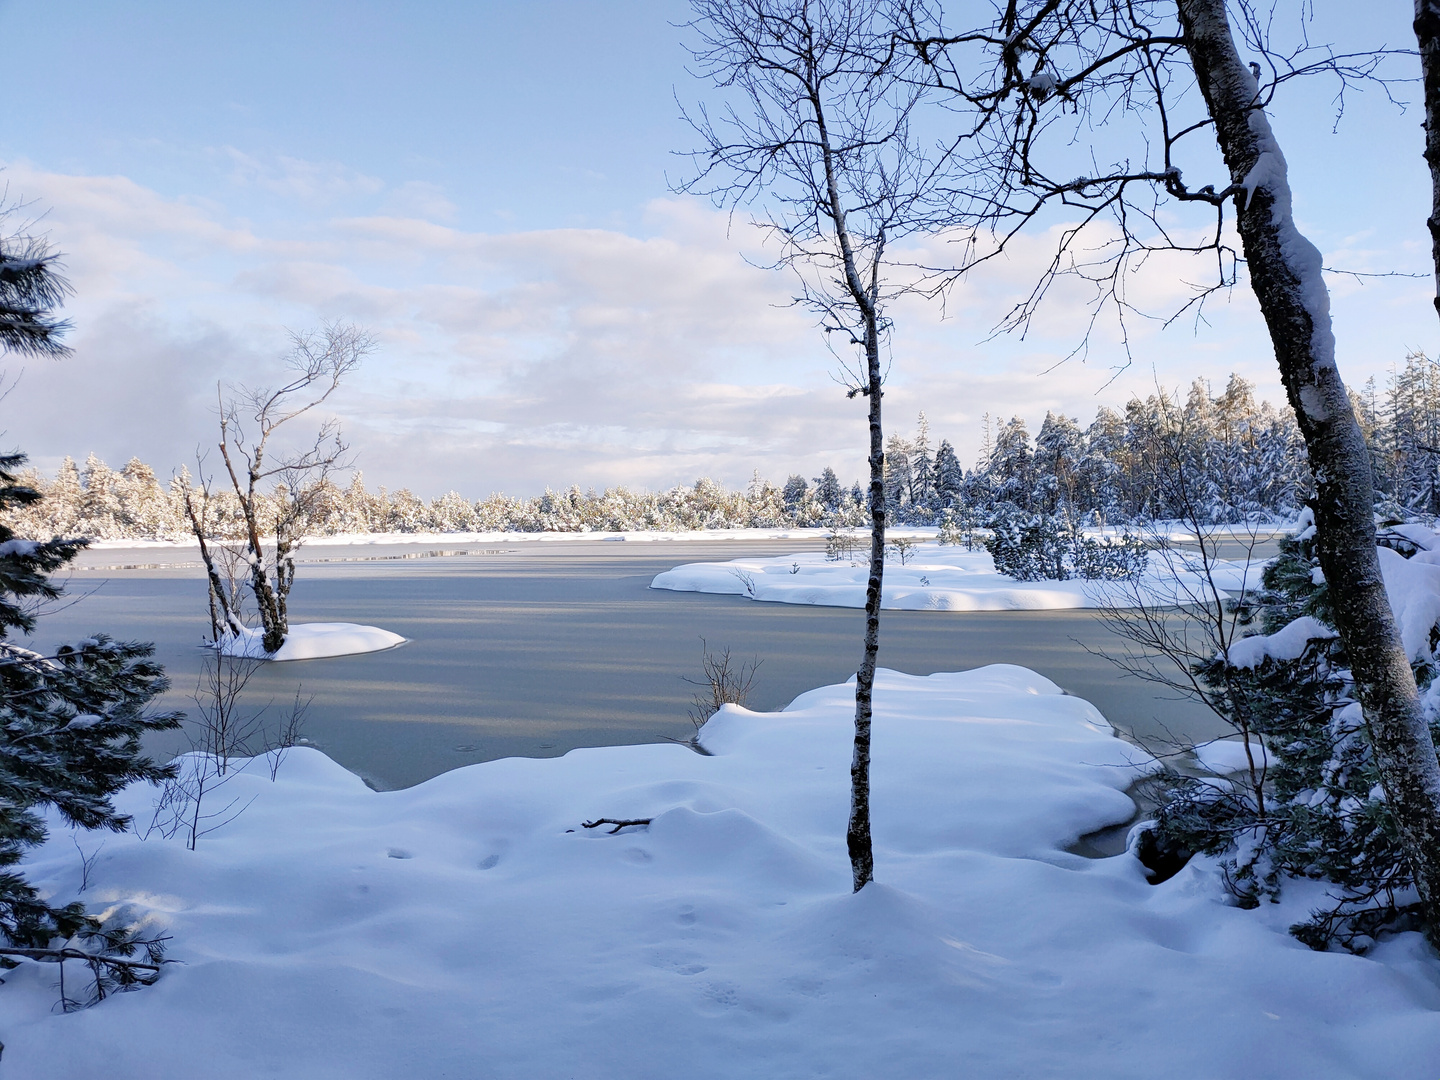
<box><xmin>986</xmin><ymin>417</ymin><xmax>1033</xmax><ymax>511</ymax></box>
<box><xmin>812</xmin><ymin>467</ymin><xmax>843</xmax><ymax>511</ymax></box>
<box><xmin>1145</xmin><ymin>519</ymin><xmax>1439</xmax><ymax>950</ymax></box>
<box><xmin>932</xmin><ymin>440</ymin><xmax>964</xmax><ymax>507</ymax></box>
<box><xmin>0</xmin><ymin>452</ymin><xmax>182</xmax><ymax>997</ymax></box>
<box><xmin>781</xmin><ymin>474</ymin><xmax>809</xmax><ymax>517</ymax></box>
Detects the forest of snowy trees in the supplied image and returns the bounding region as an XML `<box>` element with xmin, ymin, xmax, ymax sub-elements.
<box><xmin>14</xmin><ymin>361</ymin><xmax>1440</xmax><ymax>541</ymax></box>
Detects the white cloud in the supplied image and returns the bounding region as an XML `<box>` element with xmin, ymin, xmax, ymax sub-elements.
<box><xmin>218</xmin><ymin>148</ymin><xmax>385</xmax><ymax>206</ymax></box>
<box><xmin>1</xmin><ymin>161</ymin><xmax>1432</xmax><ymax>497</ymax></box>
<box><xmin>380</xmin><ymin>181</ymin><xmax>458</xmax><ymax>223</ymax></box>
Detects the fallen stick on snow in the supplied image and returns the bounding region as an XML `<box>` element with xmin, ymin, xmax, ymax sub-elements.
<box><xmin>581</xmin><ymin>818</ymin><xmax>653</xmax><ymax>835</ymax></box>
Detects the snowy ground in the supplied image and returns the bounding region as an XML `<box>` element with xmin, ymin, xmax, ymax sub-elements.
<box><xmin>215</xmin><ymin>622</ymin><xmax>406</xmax><ymax>661</ymax></box>
<box><xmin>9</xmin><ymin>666</ymin><xmax>1437</xmax><ymax>1078</ymax></box>
<box><xmin>651</xmin><ymin>542</ymin><xmax>1258</xmax><ymax>611</ymax></box>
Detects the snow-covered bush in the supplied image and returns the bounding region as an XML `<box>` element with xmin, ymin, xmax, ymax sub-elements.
<box><xmin>1070</xmin><ymin>533</ymin><xmax>1149</xmax><ymax>581</ymax></box>
<box><xmin>984</xmin><ymin>509</ymin><xmax>1146</xmax><ymax>582</ymax></box>
<box><xmin>983</xmin><ymin>510</ymin><xmax>1065</xmax><ymax>580</ymax></box>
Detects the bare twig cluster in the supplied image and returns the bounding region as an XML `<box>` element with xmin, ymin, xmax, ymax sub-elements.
<box><xmin>140</xmin><ymin>654</ymin><xmax>311</xmax><ymax>849</ymax></box>
<box><xmin>889</xmin><ymin>1</ymin><xmax>1410</xmax><ymax>363</ymax></box>
<box><xmin>684</xmin><ymin>638</ymin><xmax>764</xmax><ymax>733</ymax></box>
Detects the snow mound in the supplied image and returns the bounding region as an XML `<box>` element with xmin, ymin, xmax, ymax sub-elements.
<box><xmin>216</xmin><ymin>622</ymin><xmax>405</xmax><ymax>661</ymax></box>
<box><xmin>1194</xmin><ymin>737</ymin><xmax>1269</xmax><ymax>774</ymax></box>
<box><xmin>1225</xmin><ymin>615</ymin><xmax>1336</xmax><ymax>669</ymax></box>
<box><xmin>9</xmin><ymin>666</ymin><xmax>1438</xmax><ymax>1078</ymax></box>
<box><xmin>1377</xmin><ymin>545</ymin><xmax>1440</xmax><ymax>662</ymax></box>
<box><xmin>651</xmin><ymin>543</ymin><xmax>1257</xmax><ymax>611</ymax></box>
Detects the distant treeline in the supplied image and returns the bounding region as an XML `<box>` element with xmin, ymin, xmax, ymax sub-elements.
<box><xmin>16</xmin><ymin>362</ymin><xmax>1440</xmax><ymax>541</ymax></box>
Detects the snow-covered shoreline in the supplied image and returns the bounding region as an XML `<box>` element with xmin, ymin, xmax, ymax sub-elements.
<box><xmin>9</xmin><ymin>665</ymin><xmax>1436</xmax><ymax>1078</ymax></box>
<box><xmin>79</xmin><ymin>521</ymin><xmax>1293</xmax><ymax>552</ymax></box>
<box><xmin>651</xmin><ymin>542</ymin><xmax>1259</xmax><ymax>612</ymax></box>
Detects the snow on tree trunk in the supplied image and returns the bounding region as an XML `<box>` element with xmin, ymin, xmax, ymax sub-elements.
<box><xmin>1179</xmin><ymin>0</ymin><xmax>1440</xmax><ymax>942</ymax></box>
<box><xmin>1417</xmin><ymin>0</ymin><xmax>1440</xmax><ymax>319</ymax></box>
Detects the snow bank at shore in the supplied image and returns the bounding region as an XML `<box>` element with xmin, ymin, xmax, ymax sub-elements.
<box><xmin>9</xmin><ymin>666</ymin><xmax>1435</xmax><ymax>1079</ymax></box>
<box><xmin>651</xmin><ymin>543</ymin><xmax>1258</xmax><ymax>611</ymax></box>
<box><xmin>215</xmin><ymin>622</ymin><xmax>405</xmax><ymax>661</ymax></box>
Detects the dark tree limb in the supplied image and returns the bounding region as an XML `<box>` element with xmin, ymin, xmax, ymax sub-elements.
<box><xmin>0</xmin><ymin>945</ymin><xmax>165</xmax><ymax>973</ymax></box>
<box><xmin>582</xmin><ymin>818</ymin><xmax>653</xmax><ymax>834</ymax></box>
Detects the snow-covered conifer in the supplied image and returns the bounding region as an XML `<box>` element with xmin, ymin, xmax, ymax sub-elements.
<box><xmin>0</xmin><ymin>452</ymin><xmax>180</xmax><ymax>994</ymax></box>
<box><xmin>908</xmin><ymin>413</ymin><xmax>934</xmax><ymax>507</ymax></box>
<box><xmin>1032</xmin><ymin>412</ymin><xmax>1083</xmax><ymax>517</ymax></box>
<box><xmin>1145</xmin><ymin>520</ymin><xmax>1440</xmax><ymax>949</ymax></box>
<box><xmin>883</xmin><ymin>435</ymin><xmax>912</xmax><ymax>514</ymax></box>
<box><xmin>812</xmin><ymin>467</ymin><xmax>844</xmax><ymax>511</ymax></box>
<box><xmin>781</xmin><ymin>474</ymin><xmax>809</xmax><ymax>519</ymax></box>
<box><xmin>932</xmin><ymin>440</ymin><xmax>963</xmax><ymax>507</ymax></box>
<box><xmin>986</xmin><ymin>417</ymin><xmax>1033</xmax><ymax>511</ymax></box>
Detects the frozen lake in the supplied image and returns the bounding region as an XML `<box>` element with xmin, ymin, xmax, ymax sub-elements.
<box><xmin>36</xmin><ymin>538</ymin><xmax>1230</xmax><ymax>789</ymax></box>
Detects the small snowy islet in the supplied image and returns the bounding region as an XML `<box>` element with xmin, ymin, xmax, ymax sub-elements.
<box><xmin>651</xmin><ymin>542</ymin><xmax>1257</xmax><ymax>611</ymax></box>
<box><xmin>215</xmin><ymin>622</ymin><xmax>405</xmax><ymax>661</ymax></box>
<box><xmin>8</xmin><ymin>665</ymin><xmax>1438</xmax><ymax>1079</ymax></box>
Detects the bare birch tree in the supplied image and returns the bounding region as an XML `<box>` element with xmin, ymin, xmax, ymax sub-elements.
<box><xmin>680</xmin><ymin>0</ymin><xmax>948</xmax><ymax>890</ymax></box>
<box><xmin>190</xmin><ymin>324</ymin><xmax>375</xmax><ymax>653</ymax></box>
<box><xmin>891</xmin><ymin>0</ymin><xmax>1440</xmax><ymax>941</ymax></box>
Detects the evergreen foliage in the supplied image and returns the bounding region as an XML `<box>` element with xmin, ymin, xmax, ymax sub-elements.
<box><xmin>982</xmin><ymin>509</ymin><xmax>1147</xmax><ymax>582</ymax></box>
<box><xmin>812</xmin><ymin>467</ymin><xmax>844</xmax><ymax>510</ymax></box>
<box><xmin>1144</xmin><ymin>520</ymin><xmax>1440</xmax><ymax>951</ymax></box>
<box><xmin>0</xmin><ymin>452</ymin><xmax>181</xmax><ymax>999</ymax></box>
<box><xmin>0</xmin><ymin>227</ymin><xmax>72</xmax><ymax>359</ymax></box>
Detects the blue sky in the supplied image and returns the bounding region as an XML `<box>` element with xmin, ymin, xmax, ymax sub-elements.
<box><xmin>0</xmin><ymin>0</ymin><xmax>1434</xmax><ymax>497</ymax></box>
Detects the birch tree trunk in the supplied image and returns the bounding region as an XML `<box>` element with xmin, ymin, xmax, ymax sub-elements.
<box><xmin>1178</xmin><ymin>0</ymin><xmax>1440</xmax><ymax>941</ymax></box>
<box><xmin>848</xmin><ymin>306</ymin><xmax>883</xmax><ymax>892</ymax></box>
<box><xmin>1416</xmin><ymin>0</ymin><xmax>1440</xmax><ymax>319</ymax></box>
<box><xmin>813</xmin><ymin>100</ymin><xmax>884</xmax><ymax>894</ymax></box>
<box><xmin>1417</xmin><ymin>0</ymin><xmax>1440</xmax><ymax>318</ymax></box>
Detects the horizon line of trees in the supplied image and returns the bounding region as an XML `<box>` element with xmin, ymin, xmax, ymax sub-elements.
<box><xmin>15</xmin><ymin>362</ymin><xmax>1440</xmax><ymax>542</ymax></box>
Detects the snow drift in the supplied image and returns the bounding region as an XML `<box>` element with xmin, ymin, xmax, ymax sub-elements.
<box><xmin>8</xmin><ymin>666</ymin><xmax>1437</xmax><ymax>1078</ymax></box>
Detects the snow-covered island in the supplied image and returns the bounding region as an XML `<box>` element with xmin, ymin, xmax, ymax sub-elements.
<box><xmin>650</xmin><ymin>542</ymin><xmax>1257</xmax><ymax>611</ymax></box>
<box><xmin>214</xmin><ymin>622</ymin><xmax>406</xmax><ymax>661</ymax></box>
<box><xmin>10</xmin><ymin>665</ymin><xmax>1435</xmax><ymax>1078</ymax></box>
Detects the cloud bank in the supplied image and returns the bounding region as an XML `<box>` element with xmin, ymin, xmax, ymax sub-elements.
<box><xmin>1</xmin><ymin>158</ymin><xmax>1426</xmax><ymax>498</ymax></box>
